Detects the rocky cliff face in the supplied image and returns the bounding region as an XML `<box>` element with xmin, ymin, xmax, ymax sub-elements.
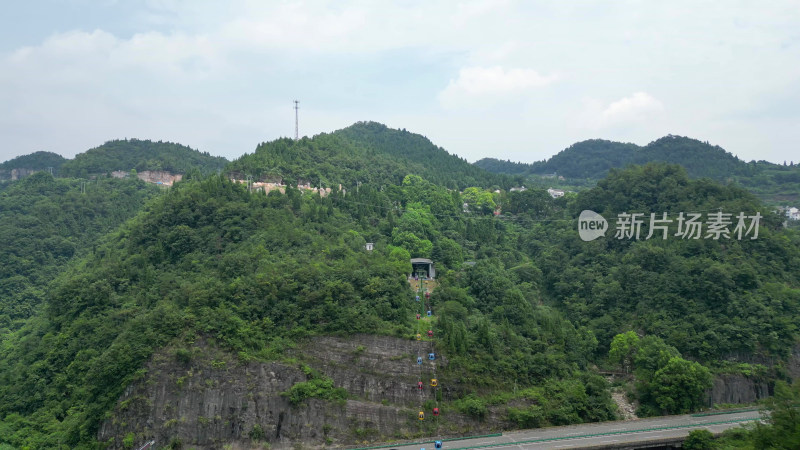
<box><xmin>708</xmin><ymin>374</ymin><xmax>770</xmax><ymax>405</ymax></box>
<box><xmin>788</xmin><ymin>344</ymin><xmax>800</xmax><ymax>380</ymax></box>
<box><xmin>137</xmin><ymin>170</ymin><xmax>183</xmax><ymax>186</ymax></box>
<box><xmin>0</xmin><ymin>167</ymin><xmax>41</xmax><ymax>181</ymax></box>
<box><xmin>100</xmin><ymin>335</ymin><xmax>795</xmax><ymax>449</ymax></box>
<box><xmin>98</xmin><ymin>335</ymin><xmax>494</xmax><ymax>450</ymax></box>
<box><xmin>705</xmin><ymin>343</ymin><xmax>800</xmax><ymax>406</ymax></box>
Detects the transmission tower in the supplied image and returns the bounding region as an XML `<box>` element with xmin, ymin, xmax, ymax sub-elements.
<box><xmin>294</xmin><ymin>100</ymin><xmax>299</xmax><ymax>141</ymax></box>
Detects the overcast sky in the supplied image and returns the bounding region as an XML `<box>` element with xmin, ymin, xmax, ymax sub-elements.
<box><xmin>1</xmin><ymin>0</ymin><xmax>798</xmax><ymax>165</ymax></box>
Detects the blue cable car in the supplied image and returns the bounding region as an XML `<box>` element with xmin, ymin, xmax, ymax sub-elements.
<box><xmin>417</xmin><ymin>356</ymin><xmax>423</xmax><ymax>365</ymax></box>
<box><xmin>435</xmin><ymin>440</ymin><xmax>443</xmax><ymax>449</ymax></box>
<box><xmin>427</xmin><ymin>310</ymin><xmax>432</xmax><ymax>316</ymax></box>
<box><xmin>428</xmin><ymin>352</ymin><xmax>435</xmax><ymax>360</ymax></box>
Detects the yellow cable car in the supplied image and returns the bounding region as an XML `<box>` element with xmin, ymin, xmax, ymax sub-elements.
<box><xmin>416</xmin><ymin>333</ymin><xmax>421</xmax><ymax>341</ymax></box>
<box><xmin>430</xmin><ymin>378</ymin><xmax>438</xmax><ymax>387</ymax></box>
<box><xmin>418</xmin><ymin>411</ymin><xmax>425</xmax><ymax>420</ymax></box>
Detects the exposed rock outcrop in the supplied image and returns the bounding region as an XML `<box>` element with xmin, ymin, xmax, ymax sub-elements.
<box><xmin>138</xmin><ymin>170</ymin><xmax>182</xmax><ymax>186</ymax></box>
<box><xmin>98</xmin><ymin>335</ymin><xmax>492</xmax><ymax>449</ymax></box>
<box><xmin>111</xmin><ymin>170</ymin><xmax>183</xmax><ymax>186</ymax></box>
<box><xmin>0</xmin><ymin>167</ymin><xmax>42</xmax><ymax>180</ymax></box>
<box><xmin>788</xmin><ymin>343</ymin><xmax>800</xmax><ymax>380</ymax></box>
<box><xmin>708</xmin><ymin>374</ymin><xmax>770</xmax><ymax>406</ymax></box>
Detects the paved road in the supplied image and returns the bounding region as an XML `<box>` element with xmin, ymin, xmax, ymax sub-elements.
<box><xmin>384</xmin><ymin>410</ymin><xmax>760</xmax><ymax>450</ymax></box>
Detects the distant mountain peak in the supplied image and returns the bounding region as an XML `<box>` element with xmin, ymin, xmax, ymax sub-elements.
<box><xmin>59</xmin><ymin>139</ymin><xmax>228</xmax><ymax>177</ymax></box>
<box><xmin>229</xmin><ymin>121</ymin><xmax>514</xmax><ymax>190</ymax></box>
<box><xmin>477</xmin><ymin>135</ymin><xmax>754</xmax><ymax>180</ymax></box>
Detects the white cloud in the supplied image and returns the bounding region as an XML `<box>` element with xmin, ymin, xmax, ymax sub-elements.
<box><xmin>438</xmin><ymin>66</ymin><xmax>558</xmax><ymax>108</ymax></box>
<box><xmin>5</xmin><ymin>28</ymin><xmax>222</xmax><ymax>86</ymax></box>
<box><xmin>580</xmin><ymin>92</ymin><xmax>664</xmax><ymax>130</ymax></box>
<box><xmin>217</xmin><ymin>4</ymin><xmax>368</xmax><ymax>52</ymax></box>
<box><xmin>1</xmin><ymin>1</ymin><xmax>799</xmax><ymax>164</ymax></box>
<box><xmin>602</xmin><ymin>92</ymin><xmax>663</xmax><ymax>122</ymax></box>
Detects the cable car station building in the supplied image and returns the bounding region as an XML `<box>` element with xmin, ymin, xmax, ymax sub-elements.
<box><xmin>410</xmin><ymin>258</ymin><xmax>435</xmax><ymax>279</ymax></box>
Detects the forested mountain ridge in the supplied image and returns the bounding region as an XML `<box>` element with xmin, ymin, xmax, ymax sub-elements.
<box><xmin>476</xmin><ymin>135</ymin><xmax>769</xmax><ymax>180</ymax></box>
<box><xmin>0</xmin><ymin>151</ymin><xmax>66</xmax><ymax>172</ymax></box>
<box><xmin>228</xmin><ymin>121</ymin><xmax>519</xmax><ymax>190</ymax></box>
<box><xmin>333</xmin><ymin>122</ymin><xmax>517</xmax><ymax>189</ymax></box>
<box><xmin>0</xmin><ymin>124</ymin><xmax>798</xmax><ymax>448</ymax></box>
<box><xmin>477</xmin><ymin>135</ymin><xmax>800</xmax><ymax>205</ymax></box>
<box><xmin>58</xmin><ymin>139</ymin><xmax>228</xmax><ymax>178</ymax></box>
<box><xmin>0</xmin><ymin>151</ymin><xmax>67</xmax><ymax>180</ymax></box>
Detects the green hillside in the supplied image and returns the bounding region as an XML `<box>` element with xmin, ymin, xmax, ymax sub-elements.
<box><xmin>59</xmin><ymin>139</ymin><xmax>228</xmax><ymax>178</ymax></box>
<box><xmin>0</xmin><ymin>151</ymin><xmax>66</xmax><ymax>172</ymax></box>
<box><xmin>477</xmin><ymin>135</ymin><xmax>800</xmax><ymax>205</ymax></box>
<box><xmin>0</xmin><ymin>125</ymin><xmax>799</xmax><ymax>447</ymax></box>
<box><xmin>0</xmin><ymin>174</ymin><xmax>612</xmax><ymax>447</ymax></box>
<box><xmin>0</xmin><ymin>172</ymin><xmax>162</xmax><ymax>337</ymax></box>
<box><xmin>476</xmin><ymin>135</ymin><xmax>760</xmax><ymax>180</ymax></box>
<box><xmin>229</xmin><ymin>121</ymin><xmax>518</xmax><ymax>190</ymax></box>
<box><xmin>0</xmin><ymin>151</ymin><xmax>67</xmax><ymax>181</ymax></box>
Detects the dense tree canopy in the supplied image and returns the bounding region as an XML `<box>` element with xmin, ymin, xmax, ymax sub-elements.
<box><xmin>0</xmin><ymin>151</ymin><xmax>66</xmax><ymax>175</ymax></box>
<box><xmin>0</xmin><ymin>172</ymin><xmax>161</xmax><ymax>337</ymax></box>
<box><xmin>477</xmin><ymin>135</ymin><xmax>757</xmax><ymax>180</ymax></box>
<box><xmin>477</xmin><ymin>135</ymin><xmax>800</xmax><ymax>206</ymax></box>
<box><xmin>229</xmin><ymin>122</ymin><xmax>518</xmax><ymax>191</ymax></box>
<box><xmin>59</xmin><ymin>139</ymin><xmax>228</xmax><ymax>177</ymax></box>
<box><xmin>0</xmin><ymin>124</ymin><xmax>798</xmax><ymax>447</ymax></box>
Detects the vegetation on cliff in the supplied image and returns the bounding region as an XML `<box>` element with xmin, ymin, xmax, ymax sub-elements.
<box><xmin>0</xmin><ymin>124</ymin><xmax>798</xmax><ymax>448</ymax></box>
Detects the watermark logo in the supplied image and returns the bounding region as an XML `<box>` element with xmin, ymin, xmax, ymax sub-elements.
<box><xmin>578</xmin><ymin>210</ymin><xmax>761</xmax><ymax>241</ymax></box>
<box><xmin>579</xmin><ymin>210</ymin><xmax>608</xmax><ymax>241</ymax></box>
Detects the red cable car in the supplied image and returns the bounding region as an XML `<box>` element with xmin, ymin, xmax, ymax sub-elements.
<box><xmin>433</xmin><ymin>407</ymin><xmax>440</xmax><ymax>416</ymax></box>
<box><xmin>427</xmin><ymin>330</ymin><xmax>433</xmax><ymax>337</ymax></box>
<box><xmin>417</xmin><ymin>381</ymin><xmax>423</xmax><ymax>390</ymax></box>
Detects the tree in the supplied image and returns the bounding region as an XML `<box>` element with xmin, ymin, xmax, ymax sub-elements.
<box><xmin>462</xmin><ymin>187</ymin><xmax>496</xmax><ymax>214</ymax></box>
<box><xmin>433</xmin><ymin>237</ymin><xmax>463</xmax><ymax>269</ymax></box>
<box><xmin>386</xmin><ymin>246</ymin><xmax>412</xmax><ymax>275</ymax></box>
<box><xmin>395</xmin><ymin>203</ymin><xmax>435</xmax><ymax>240</ymax></box>
<box><xmin>650</xmin><ymin>357</ymin><xmax>712</xmax><ymax>414</ymax></box>
<box><xmin>683</xmin><ymin>429</ymin><xmax>714</xmax><ymax>450</ymax></box>
<box><xmin>609</xmin><ymin>331</ymin><xmax>640</xmax><ymax>374</ymax></box>
<box><xmin>391</xmin><ymin>231</ymin><xmax>433</xmax><ymax>258</ymax></box>
<box><xmin>633</xmin><ymin>335</ymin><xmax>680</xmax><ymax>381</ymax></box>
<box><xmin>751</xmin><ymin>380</ymin><xmax>800</xmax><ymax>449</ymax></box>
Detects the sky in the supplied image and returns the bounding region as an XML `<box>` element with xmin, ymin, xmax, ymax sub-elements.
<box><xmin>1</xmin><ymin>0</ymin><xmax>799</xmax><ymax>165</ymax></box>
